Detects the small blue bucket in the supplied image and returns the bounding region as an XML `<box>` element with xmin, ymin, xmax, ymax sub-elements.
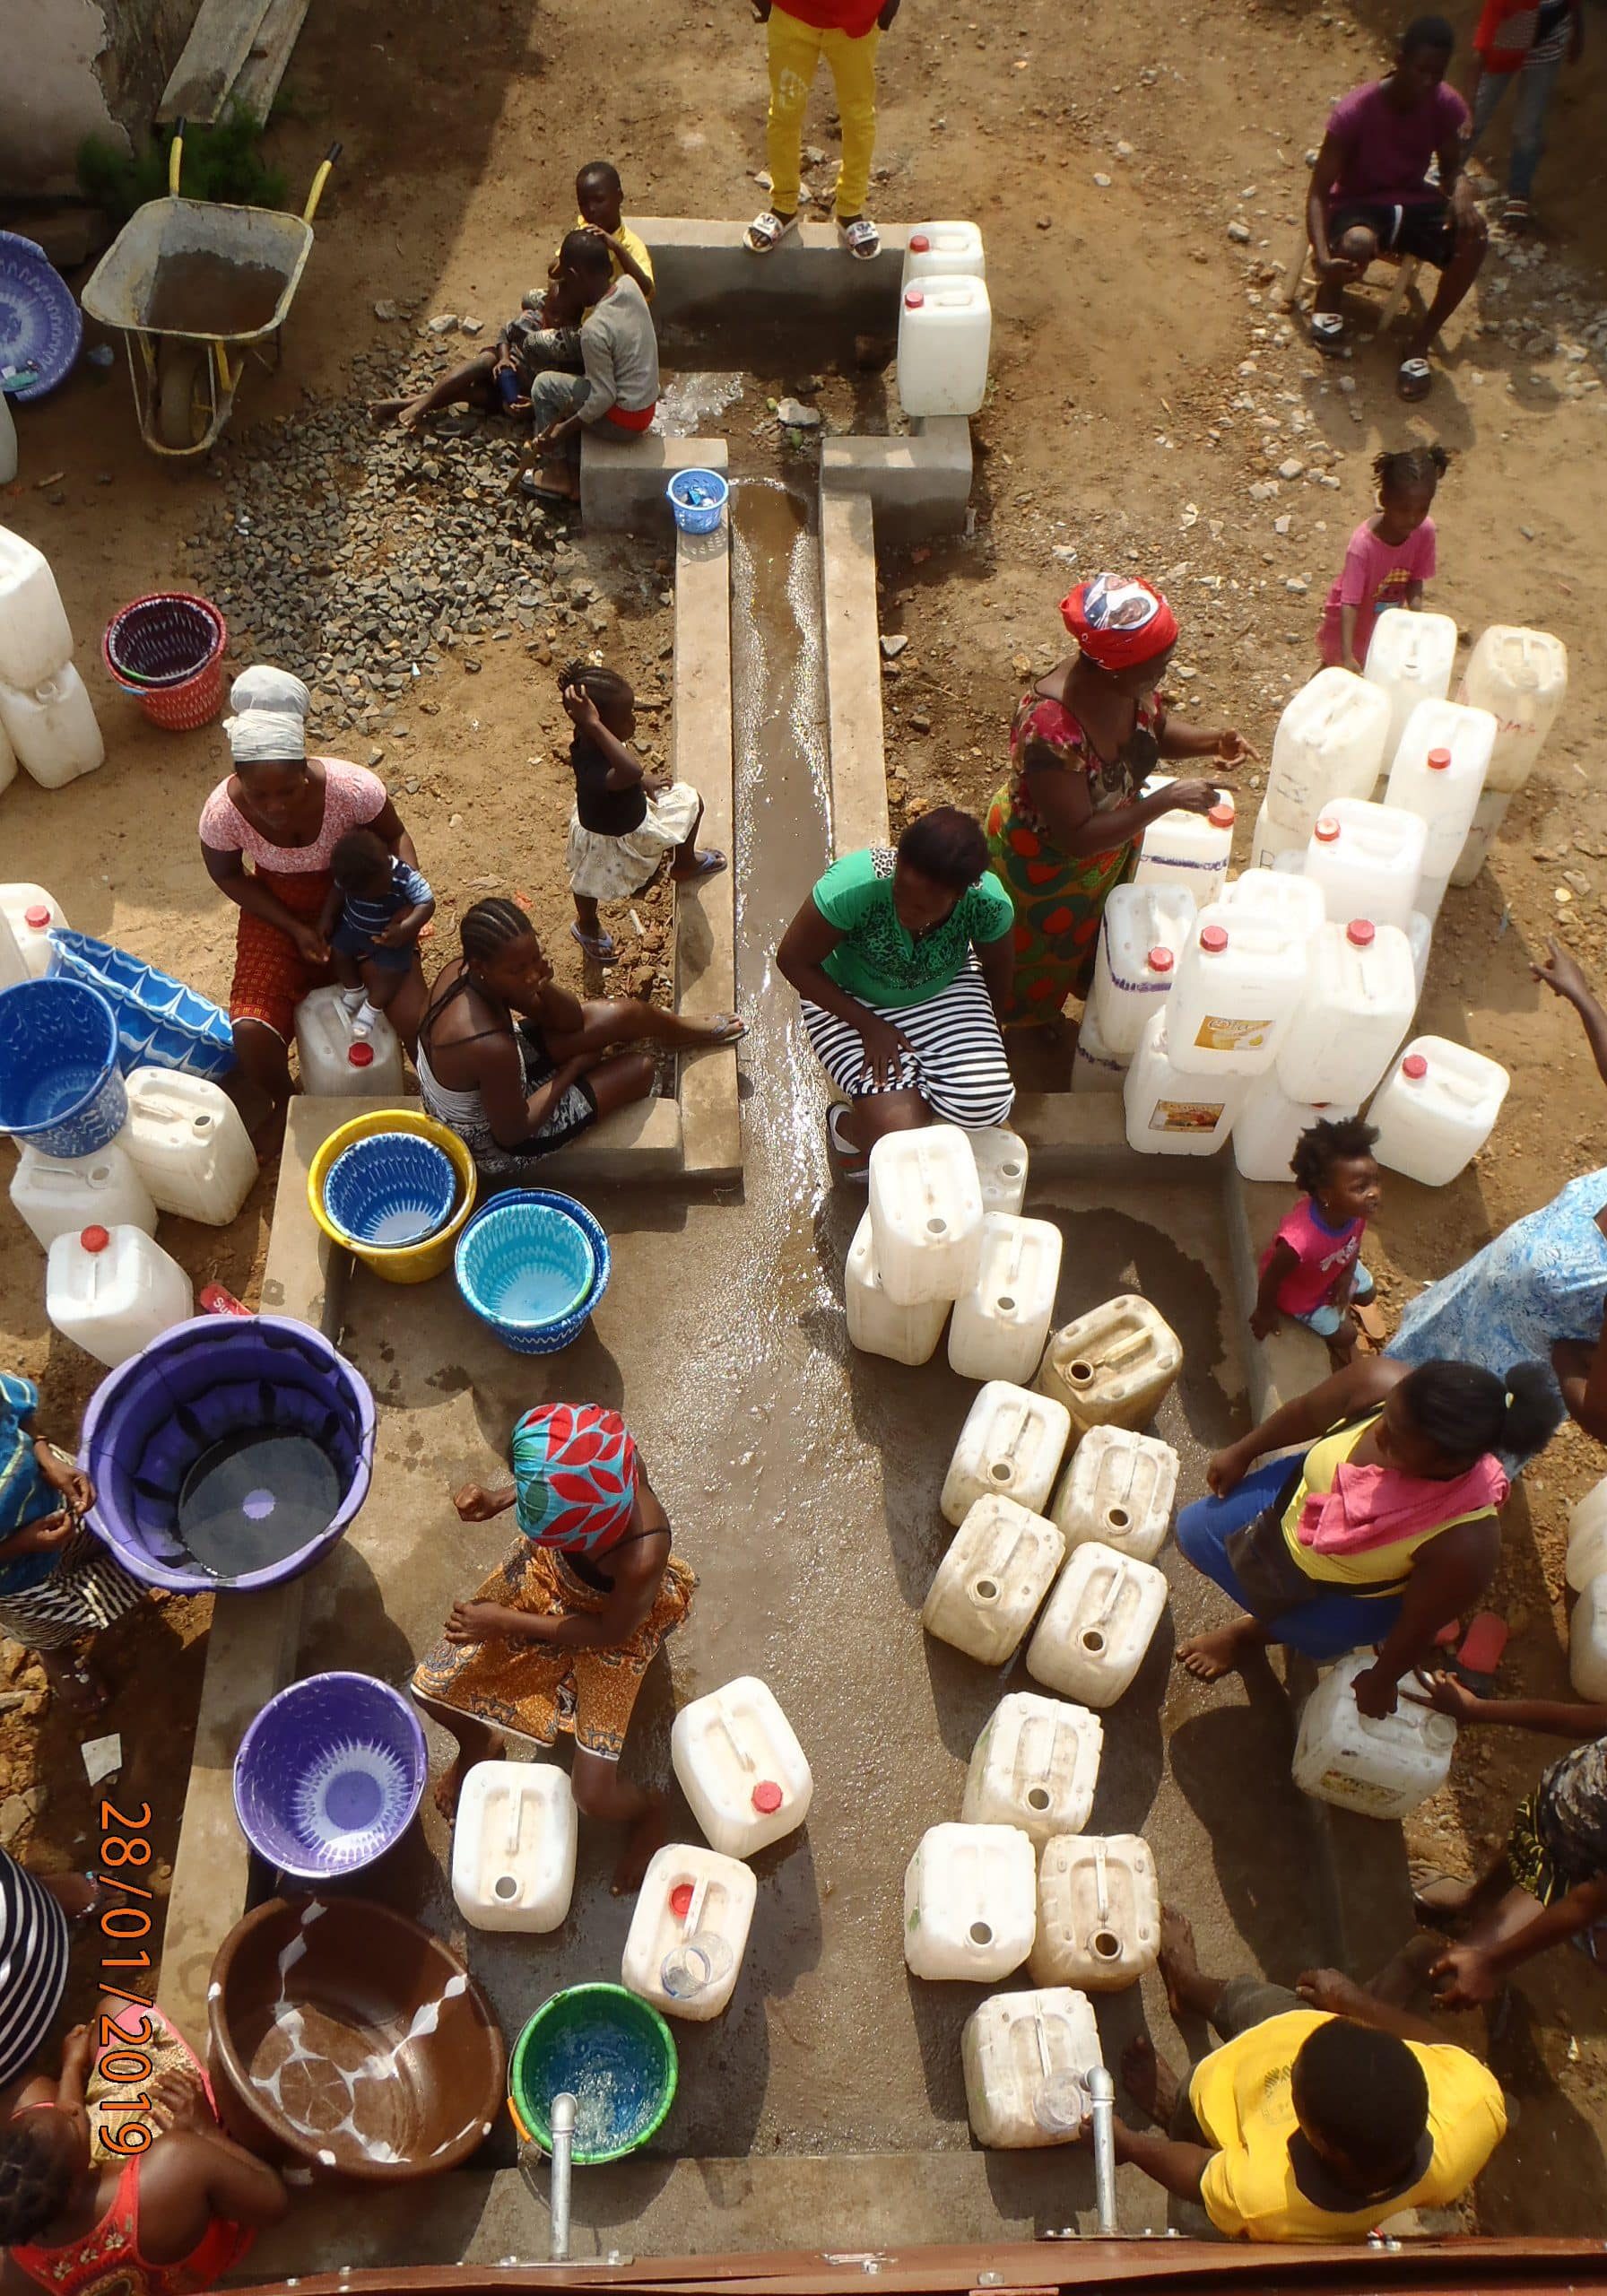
<box><xmin>0</xmin><ymin>978</ymin><xmax>126</xmax><ymax>1158</ymax></box>
<box><xmin>666</xmin><ymin>468</ymin><xmax>728</xmax><ymax>535</ymax></box>
<box><xmin>323</xmin><ymin>1132</ymin><xmax>457</xmax><ymax>1249</ymax></box>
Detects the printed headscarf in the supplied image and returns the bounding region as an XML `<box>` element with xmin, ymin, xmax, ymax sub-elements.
<box><xmin>1061</xmin><ymin>574</ymin><xmax>1179</xmax><ymax>673</ymax></box>
<box><xmin>510</xmin><ymin>1403</ymin><xmax>638</xmax><ymax>1553</ymax></box>
<box><xmin>224</xmin><ymin>664</ymin><xmax>311</xmax><ymax>765</ymax></box>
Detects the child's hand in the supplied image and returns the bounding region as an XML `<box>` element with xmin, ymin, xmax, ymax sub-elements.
<box><xmin>374</xmin><ymin>917</ymin><xmax>419</xmax><ymax>949</ymax></box>
<box><xmin>1533</xmin><ymin>935</ymin><xmax>1593</xmax><ymax>1009</ymax></box>
<box><xmin>444</xmin><ymin>1601</ymin><xmax>512</xmax><ymax>1646</ymax></box>
<box><xmin>1249</xmin><ymin>1302</ymin><xmax>1282</xmax><ymax>1342</ymax></box>
<box><xmin>643</xmin><ymin>774</ymin><xmax>671</xmax><ymax>796</ymax></box>
<box><xmin>1403</xmin><ymin>1667</ymin><xmax>1483</xmax><ymax>1723</ymax></box>
<box><xmin>1214</xmin><ymin>730</ymin><xmax>1259</xmax><ymax>767</ymax></box>
<box><xmin>291</xmin><ymin>922</ymin><xmax>330</xmax><ymax>966</ymax></box>
<box><xmin>561</xmin><ymin>682</ymin><xmax>603</xmax><ymax>733</ymax></box>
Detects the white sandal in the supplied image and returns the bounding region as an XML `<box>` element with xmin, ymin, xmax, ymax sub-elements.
<box><xmin>744</xmin><ymin>209</ymin><xmax>799</xmax><ymax>255</ymax></box>
<box><xmin>837</xmin><ymin>216</ymin><xmax>881</xmax><ymax>261</ymax></box>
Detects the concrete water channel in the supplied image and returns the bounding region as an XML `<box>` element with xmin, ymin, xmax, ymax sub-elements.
<box><xmin>156</xmin><ymin>227</ymin><xmax>1414</xmax><ymax>2268</ymax></box>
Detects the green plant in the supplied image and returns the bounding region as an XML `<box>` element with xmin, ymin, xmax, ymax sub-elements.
<box><xmin>76</xmin><ymin>105</ymin><xmax>288</xmax><ymax>224</ymax></box>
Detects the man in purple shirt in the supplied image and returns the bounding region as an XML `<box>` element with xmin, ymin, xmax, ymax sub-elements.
<box><xmin>1305</xmin><ymin>13</ymin><xmax>1488</xmax><ymax>400</ymax></box>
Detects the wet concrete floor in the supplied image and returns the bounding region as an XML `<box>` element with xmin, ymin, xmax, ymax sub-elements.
<box><xmin>293</xmin><ymin>476</ymin><xmax>1331</xmax><ymax>2186</ymax></box>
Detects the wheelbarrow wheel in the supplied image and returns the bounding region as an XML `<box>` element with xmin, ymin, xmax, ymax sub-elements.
<box><xmin>155</xmin><ymin>341</ymin><xmax>210</xmax><ymax>450</ymax></box>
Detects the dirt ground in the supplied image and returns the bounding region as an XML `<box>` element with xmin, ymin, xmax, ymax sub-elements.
<box><xmin>1</xmin><ymin>0</ymin><xmax>1606</xmax><ymax>2226</ymax></box>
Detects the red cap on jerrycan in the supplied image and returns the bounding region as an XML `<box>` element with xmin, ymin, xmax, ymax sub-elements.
<box><xmin>751</xmin><ymin>1780</ymin><xmax>784</xmax><ymax>1815</ymax></box>
<box><xmin>347</xmin><ymin>1041</ymin><xmax>374</xmax><ymax>1069</ymax></box>
<box><xmin>80</xmin><ymin>1226</ymin><xmax>109</xmax><ymax>1253</ymax></box>
<box><xmin>1199</xmin><ymin>925</ymin><xmax>1229</xmax><ymax>953</ymax></box>
<box><xmin>1402</xmin><ymin>1053</ymin><xmax>1429</xmax><ymax>1080</ymax></box>
<box><xmin>909</xmin><ymin>231</ymin><xmax>931</xmax><ymax>252</ymax></box>
<box><xmin>1427</xmin><ymin>747</ymin><xmax>1452</xmax><ymax>771</ymax></box>
<box><xmin>1346</xmin><ymin>920</ymin><xmax>1375</xmax><ymax>947</ymax></box>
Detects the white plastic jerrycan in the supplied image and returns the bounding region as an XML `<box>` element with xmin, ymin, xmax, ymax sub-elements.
<box><xmin>1165</xmin><ymin>904</ymin><xmax>1309</xmax><ymax>1079</ymax></box>
<box><xmin>621</xmin><ymin>1843</ymin><xmax>756</xmax><ymax>2021</ymax></box>
<box><xmin>1086</xmin><ymin>884</ymin><xmax>1194</xmax><ymax>1059</ymax></box>
<box><xmin>962</xmin><ymin>1986</ymin><xmax>1104</xmax><ymax>2150</ymax></box>
<box><xmin>867</xmin><ymin>1123</ymin><xmax>985</xmax><ymax>1308</ymax></box>
<box><xmin>1072</xmin><ymin>998</ymin><xmax>1127</xmax><ymax>1094</ymax></box>
<box><xmin>903</xmin><ymin>1822</ymin><xmax>1037</xmax><ymax>1981</ymax></box>
<box><xmin>294</xmin><ymin>985</ymin><xmax>407</xmax><ymax>1096</ymax></box>
<box><xmin>1036</xmin><ymin>1293</ymin><xmax>1182</xmax><ymax>1437</ymax></box>
<box><xmin>1027</xmin><ymin>1543</ymin><xmax>1168</xmax><ymax>1707</ymax></box>
<box><xmin>1132</xmin><ymin>786</ymin><xmax>1235</xmax><ymax>905</ymax></box>
<box><xmin>1566</xmin><ymin>1475</ymin><xmax>1607</xmax><ymax>1594</ymax></box>
<box><xmin>1265</xmin><ymin>665</ymin><xmax>1393</xmax><ymax>837</ymax></box>
<box><xmin>901</xmin><ymin>221</ymin><xmax>986</xmax><ymax>286</ymax></box>
<box><xmin>1303</xmin><ymin>799</ymin><xmax>1425</xmax><ymax>932</ymax></box>
<box><xmin>0</xmin><ymin>526</ymin><xmax>74</xmax><ymax>691</ymax></box>
<box><xmin>0</xmin><ymin>884</ymin><xmax>67</xmax><ymax>981</ymax></box>
<box><xmin>948</xmin><ymin>1213</ymin><xmax>1064</xmax><ymax>1387</ymax></box>
<box><xmin>0</xmin><ymin>666</ymin><xmax>105</xmax><ymax>788</ymax></box>
<box><xmin>1291</xmin><ymin>1649</ymin><xmax>1456</xmax><ymax>1820</ymax></box>
<box><xmin>1231</xmin><ymin>1072</ymin><xmax>1358</xmax><ymax>1186</ymax></box>
<box><xmin>450</xmin><ymin>1760</ymin><xmax>577</xmax><ymax>1933</ymax></box>
<box><xmin>1384</xmin><ymin>700</ymin><xmax>1496</xmax><ymax>920</ymax></box>
<box><xmin>1363</xmin><ymin>605</ymin><xmax>1458</xmax><ymax>761</ymax></box>
<box><xmin>896</xmin><ymin>274</ymin><xmax>992</xmax><ymax>418</ymax></box>
<box><xmin>966</xmin><ymin>1125</ymin><xmax>1029</xmax><ymax>1216</ymax></box>
<box><xmin>845</xmin><ymin>1210</ymin><xmax>949</xmax><ymax>1367</ymax></box>
<box><xmin>941</xmin><ymin>1379</ymin><xmax>1072</xmax><ymax>1523</ymax></box>
<box><xmin>1404</xmin><ymin>909</ymin><xmax>1432</xmax><ymax>1003</ymax></box>
<box><xmin>1458</xmin><ymin>623</ymin><xmax>1568</xmax><ymax>795</ymax></box>
<box><xmin>46</xmin><ymin>1222</ymin><xmax>194</xmax><ymax>1369</ymax></box>
<box><xmin>1217</xmin><ymin>868</ymin><xmax>1325</xmax><ymax>949</ymax></box>
<box><xmin>1030</xmin><ymin>1832</ymin><xmax>1160</xmax><ymax>1991</ymax></box>
<box><xmin>1123</xmin><ymin>1010</ymin><xmax>1243</xmax><ymax>1155</ymax></box>
<box><xmin>1368</xmin><ymin>1037</ymin><xmax>1509</xmax><ymax>1187</ymax></box>
<box><xmin>961</xmin><ymin>1691</ymin><xmax>1102</xmax><ymax>1844</ymax></box>
<box><xmin>10</xmin><ymin>1144</ymin><xmax>157</xmax><ymax>1250</ymax></box>
<box><xmin>1051</xmin><ymin>1425</ymin><xmax>1178</xmax><ymax>1564</ymax></box>
<box><xmin>120</xmin><ymin>1069</ymin><xmax>258</xmax><ymax>1227</ymax></box>
<box><xmin>1250</xmin><ymin>799</ymin><xmax>1308</xmax><ymax>873</ymax></box>
<box><xmin>671</xmin><ymin>1675</ymin><xmax>812</xmax><ymax>1860</ymax></box>
<box><xmin>1275</xmin><ymin>918</ymin><xmax>1417</xmax><ymax>1107</ymax></box>
<box><xmin>1448</xmin><ymin>785</ymin><xmax>1513</xmax><ymax>890</ymax></box>
<box><xmin>1571</xmin><ymin>1577</ymin><xmax>1607</xmax><ymax>1702</ymax></box>
<box><xmin>922</xmin><ymin>1494</ymin><xmax>1065</xmax><ymax>1665</ymax></box>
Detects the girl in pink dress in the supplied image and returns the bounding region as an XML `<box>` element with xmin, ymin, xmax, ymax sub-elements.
<box><xmin>1253</xmin><ymin>1115</ymin><xmax>1385</xmax><ymax>1366</ymax></box>
<box><xmin>1318</xmin><ymin>444</ymin><xmax>1448</xmax><ymax>671</ymax></box>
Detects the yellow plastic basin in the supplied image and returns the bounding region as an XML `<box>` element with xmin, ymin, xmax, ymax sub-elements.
<box><xmin>308</xmin><ymin>1109</ymin><xmax>477</xmax><ymax>1285</ymax></box>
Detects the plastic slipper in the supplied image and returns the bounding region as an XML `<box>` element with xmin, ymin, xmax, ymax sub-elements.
<box><xmin>1408</xmin><ymin>1862</ymin><xmax>1466</xmax><ymax>1925</ymax></box>
<box><xmin>673</xmin><ymin>848</ymin><xmax>728</xmax><ymax>885</ymax></box>
<box><xmin>827</xmin><ymin>1100</ymin><xmax>870</xmax><ymax>1182</ymax></box>
<box><xmin>838</xmin><ymin>216</ymin><xmax>882</xmax><ymax>262</ymax></box>
<box><xmin>569</xmin><ymin>921</ymin><xmax>616</xmax><ymax>963</ymax></box>
<box><xmin>1397</xmin><ymin>357</ymin><xmax>1432</xmax><ymax>402</ymax></box>
<box><xmin>744</xmin><ymin>210</ymin><xmax>799</xmax><ymax>256</ymax></box>
<box><xmin>1502</xmin><ymin>199</ymin><xmax>1533</xmax><ymax>235</ymax></box>
<box><xmin>1311</xmin><ymin>312</ymin><xmax>1347</xmax><ymax>354</ymax></box>
<box><xmin>699</xmin><ymin>1013</ymin><xmax>747</xmax><ymax>1046</ymax></box>
<box><xmin>519</xmin><ymin>474</ymin><xmax>580</xmax><ymax>507</ymax></box>
<box><xmin>1353</xmin><ymin>1298</ymin><xmax>1389</xmax><ymax>1343</ymax></box>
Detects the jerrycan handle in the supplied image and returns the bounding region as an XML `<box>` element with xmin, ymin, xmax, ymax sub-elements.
<box><xmin>1093</xmin><ymin>1839</ymin><xmax>1110</xmax><ymax>1928</ymax></box>
<box><xmin>504</xmin><ymin>1783</ymin><xmax>523</xmax><ymax>1859</ymax></box>
<box><xmin>715</xmin><ymin>1709</ymin><xmax>758</xmax><ymax>1778</ymax></box>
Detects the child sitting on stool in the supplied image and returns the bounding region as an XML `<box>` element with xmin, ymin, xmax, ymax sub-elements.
<box><xmin>1253</xmin><ymin>1115</ymin><xmax>1385</xmax><ymax>1365</ymax></box>
<box><xmin>320</xmin><ymin>829</ymin><xmax>434</xmax><ymax>1041</ymax></box>
<box><xmin>560</xmin><ymin>663</ymin><xmax>724</xmax><ymax>966</ymax></box>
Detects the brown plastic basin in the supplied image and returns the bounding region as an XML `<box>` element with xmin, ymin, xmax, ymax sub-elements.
<box><xmin>207</xmin><ymin>1894</ymin><xmax>505</xmax><ymax>2182</ymax></box>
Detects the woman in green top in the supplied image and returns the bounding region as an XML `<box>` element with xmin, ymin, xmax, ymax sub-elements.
<box><xmin>777</xmin><ymin>808</ymin><xmax>1015</xmax><ymax>1172</ymax></box>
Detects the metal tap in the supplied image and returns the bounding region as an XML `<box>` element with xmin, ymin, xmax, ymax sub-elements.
<box><xmin>1087</xmin><ymin>2066</ymin><xmax>1118</xmax><ymax>2237</ymax></box>
<box><xmin>548</xmin><ymin>2092</ymin><xmax>577</xmax><ymax>2263</ymax></box>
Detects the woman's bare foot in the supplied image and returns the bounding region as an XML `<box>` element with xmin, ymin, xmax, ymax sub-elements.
<box><xmin>610</xmin><ymin>1802</ymin><xmax>667</xmax><ymax>1897</ymax></box>
<box><xmin>45</xmin><ymin>1656</ymin><xmax>109</xmax><ymax>1721</ymax></box>
<box><xmin>1121</xmin><ymin>2033</ymin><xmax>1180</xmax><ymax>2126</ymax></box>
<box><xmin>432</xmin><ymin>1729</ymin><xmax>505</xmax><ymax>1822</ymax></box>
<box><xmin>1176</xmin><ymin>1616</ymin><xmax>1265</xmax><ymax>1683</ymax></box>
<box><xmin>1157</xmin><ymin>1906</ymin><xmax>1220</xmax><ymax>2022</ymax></box>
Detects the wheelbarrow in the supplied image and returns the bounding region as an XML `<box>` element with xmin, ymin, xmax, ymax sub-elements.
<box><xmin>79</xmin><ymin>121</ymin><xmax>340</xmax><ymax>457</ymax></box>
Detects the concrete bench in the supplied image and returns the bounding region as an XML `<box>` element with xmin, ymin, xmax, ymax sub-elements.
<box><xmin>580</xmin><ymin>431</ymin><xmax>729</xmax><ymax>535</ymax></box>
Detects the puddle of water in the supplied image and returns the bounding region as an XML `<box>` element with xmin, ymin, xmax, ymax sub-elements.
<box><xmin>657</xmin><ymin>370</ymin><xmax>747</xmax><ymax>439</ymax></box>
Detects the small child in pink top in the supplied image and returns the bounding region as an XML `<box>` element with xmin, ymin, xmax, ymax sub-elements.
<box><xmin>1254</xmin><ymin>1115</ymin><xmax>1385</xmax><ymax>1365</ymax></box>
<box><xmin>1318</xmin><ymin>443</ymin><xmax>1448</xmax><ymax>671</ymax></box>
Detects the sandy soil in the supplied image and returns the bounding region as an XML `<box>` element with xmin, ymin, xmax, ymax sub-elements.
<box><xmin>0</xmin><ymin>0</ymin><xmax>1605</xmax><ymax>2222</ymax></box>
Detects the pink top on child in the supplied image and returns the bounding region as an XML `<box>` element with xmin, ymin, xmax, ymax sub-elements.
<box><xmin>1318</xmin><ymin>517</ymin><xmax>1437</xmax><ymax>667</ymax></box>
<box><xmin>197</xmin><ymin>759</ymin><xmax>386</xmax><ymax>873</ymax></box>
<box><xmin>1262</xmin><ymin>1196</ymin><xmax>1366</xmax><ymax>1317</ymax></box>
<box><xmin>1324</xmin><ymin>79</ymin><xmax>1469</xmax><ymax>208</ymax></box>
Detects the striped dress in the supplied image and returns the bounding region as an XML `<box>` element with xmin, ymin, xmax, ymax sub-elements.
<box><xmin>0</xmin><ymin>1849</ymin><xmax>69</xmax><ymax>2088</ymax></box>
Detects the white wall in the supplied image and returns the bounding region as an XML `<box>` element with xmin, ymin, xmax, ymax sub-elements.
<box><xmin>0</xmin><ymin>0</ymin><xmax>126</xmax><ymax>195</ymax></box>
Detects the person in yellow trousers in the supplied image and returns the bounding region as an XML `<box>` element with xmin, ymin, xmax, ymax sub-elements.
<box><xmin>743</xmin><ymin>0</ymin><xmax>901</xmax><ymax>262</ymax></box>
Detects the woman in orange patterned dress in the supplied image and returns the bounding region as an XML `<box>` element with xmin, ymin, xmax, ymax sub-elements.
<box><xmin>985</xmin><ymin>576</ymin><xmax>1256</xmax><ymax>1025</ymax></box>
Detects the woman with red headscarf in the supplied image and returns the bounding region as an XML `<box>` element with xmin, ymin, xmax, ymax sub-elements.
<box><xmin>986</xmin><ymin>575</ymin><xmax>1257</xmax><ymax>1026</ymax></box>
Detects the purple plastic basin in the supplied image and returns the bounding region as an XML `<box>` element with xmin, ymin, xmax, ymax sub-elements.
<box><xmin>80</xmin><ymin>1315</ymin><xmax>376</xmax><ymax>1594</ymax></box>
<box><xmin>234</xmin><ymin>1673</ymin><xmax>428</xmax><ymax>1882</ymax></box>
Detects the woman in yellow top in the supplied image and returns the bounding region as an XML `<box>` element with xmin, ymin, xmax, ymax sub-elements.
<box><xmin>1175</xmin><ymin>1354</ymin><xmax>1559</xmax><ymax>1715</ymax></box>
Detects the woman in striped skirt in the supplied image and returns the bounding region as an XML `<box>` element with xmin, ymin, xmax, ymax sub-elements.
<box><xmin>0</xmin><ymin>1852</ymin><xmax>96</xmax><ymax>2100</ymax></box>
<box><xmin>777</xmin><ymin>808</ymin><xmax>1016</xmax><ymax>1177</ymax></box>
<box><xmin>0</xmin><ymin>1375</ymin><xmax>143</xmax><ymax>1718</ymax></box>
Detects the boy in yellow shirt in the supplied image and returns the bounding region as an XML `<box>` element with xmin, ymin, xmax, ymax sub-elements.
<box><xmin>1071</xmin><ymin>1910</ymin><xmax>1507</xmax><ymax>2243</ymax></box>
<box><xmin>743</xmin><ymin>0</ymin><xmax>902</xmax><ymax>261</ymax></box>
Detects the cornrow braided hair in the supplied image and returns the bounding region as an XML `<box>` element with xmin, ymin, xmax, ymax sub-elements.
<box><xmin>1373</xmin><ymin>443</ymin><xmax>1450</xmax><ymax>494</ymax></box>
<box><xmin>0</xmin><ymin>2121</ymin><xmax>74</xmax><ymax>2246</ymax></box>
<box><xmin>559</xmin><ymin>661</ymin><xmax>633</xmax><ymax>710</ymax></box>
<box><xmin>460</xmin><ymin>897</ymin><xmax>535</xmax><ymax>965</ymax></box>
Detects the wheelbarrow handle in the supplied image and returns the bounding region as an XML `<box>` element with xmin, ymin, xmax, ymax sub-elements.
<box><xmin>302</xmin><ymin>142</ymin><xmax>342</xmax><ymax>225</ymax></box>
<box><xmin>169</xmin><ymin>119</ymin><xmax>187</xmax><ymax>198</ymax></box>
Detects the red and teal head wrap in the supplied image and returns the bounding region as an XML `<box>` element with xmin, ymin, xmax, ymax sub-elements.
<box><xmin>510</xmin><ymin>1403</ymin><xmax>638</xmax><ymax>1552</ymax></box>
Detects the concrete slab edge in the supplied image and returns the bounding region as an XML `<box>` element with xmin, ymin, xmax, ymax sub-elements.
<box><xmin>821</xmin><ymin>418</ymin><xmax>973</xmax><ymax>546</ymax></box>
<box><xmin>819</xmin><ymin>489</ymin><xmax>889</xmax><ymax>857</ymax></box>
<box><xmin>671</xmin><ymin>521</ymin><xmax>742</xmax><ymax>1179</ymax></box>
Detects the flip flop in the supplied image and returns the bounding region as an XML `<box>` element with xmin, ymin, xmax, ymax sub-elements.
<box><xmin>1311</xmin><ymin>312</ymin><xmax>1347</xmax><ymax>354</ymax></box>
<box><xmin>1409</xmin><ymin>1862</ymin><xmax>1467</xmax><ymax>1925</ymax></box>
<box><xmin>838</xmin><ymin>216</ymin><xmax>882</xmax><ymax>262</ymax></box>
<box><xmin>744</xmin><ymin>210</ymin><xmax>799</xmax><ymax>256</ymax></box>
<box><xmin>693</xmin><ymin>1013</ymin><xmax>747</xmax><ymax>1047</ymax></box>
<box><xmin>827</xmin><ymin>1100</ymin><xmax>870</xmax><ymax>1182</ymax></box>
<box><xmin>569</xmin><ymin>921</ymin><xmax>616</xmax><ymax>963</ymax></box>
<box><xmin>520</xmin><ymin>475</ymin><xmax>580</xmax><ymax>508</ymax></box>
<box><xmin>672</xmin><ymin>849</ymin><xmax>728</xmax><ymax>885</ymax></box>
<box><xmin>1353</xmin><ymin>1299</ymin><xmax>1389</xmax><ymax>1344</ymax></box>
<box><xmin>1397</xmin><ymin>357</ymin><xmax>1432</xmax><ymax>402</ymax></box>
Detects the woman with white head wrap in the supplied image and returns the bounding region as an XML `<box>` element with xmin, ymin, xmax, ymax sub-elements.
<box><xmin>197</xmin><ymin>664</ymin><xmax>424</xmax><ymax>1126</ymax></box>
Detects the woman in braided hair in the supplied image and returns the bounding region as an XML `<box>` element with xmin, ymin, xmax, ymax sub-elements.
<box><xmin>416</xmin><ymin>897</ymin><xmax>743</xmax><ymax>1180</ymax></box>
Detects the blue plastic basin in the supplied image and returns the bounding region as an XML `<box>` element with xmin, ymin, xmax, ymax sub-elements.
<box><xmin>323</xmin><ymin>1132</ymin><xmax>457</xmax><ymax>1248</ymax></box>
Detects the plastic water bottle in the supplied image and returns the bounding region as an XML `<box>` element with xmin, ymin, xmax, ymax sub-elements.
<box><xmin>1131</xmin><ymin>787</ymin><xmax>1235</xmax><ymax>905</ymax></box>
<box><xmin>0</xmin><ymin>885</ymin><xmax>67</xmax><ymax>979</ymax></box>
<box><xmin>901</xmin><ymin>222</ymin><xmax>986</xmax><ymax>288</ymax></box>
<box><xmin>1302</xmin><ymin>799</ymin><xmax>1425</xmax><ymax>931</ymax></box>
<box><xmin>9</xmin><ymin>1144</ymin><xmax>157</xmax><ymax>1249</ymax></box>
<box><xmin>1085</xmin><ymin>884</ymin><xmax>1193</xmax><ymax>1058</ymax></box>
<box><xmin>1123</xmin><ymin>1009</ymin><xmax>1243</xmax><ymax>1155</ymax></box>
<box><xmin>46</xmin><ymin>1222</ymin><xmax>194</xmax><ymax>1368</ymax></box>
<box><xmin>1164</xmin><ymin>907</ymin><xmax>1310</xmax><ymax>1079</ymax></box>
